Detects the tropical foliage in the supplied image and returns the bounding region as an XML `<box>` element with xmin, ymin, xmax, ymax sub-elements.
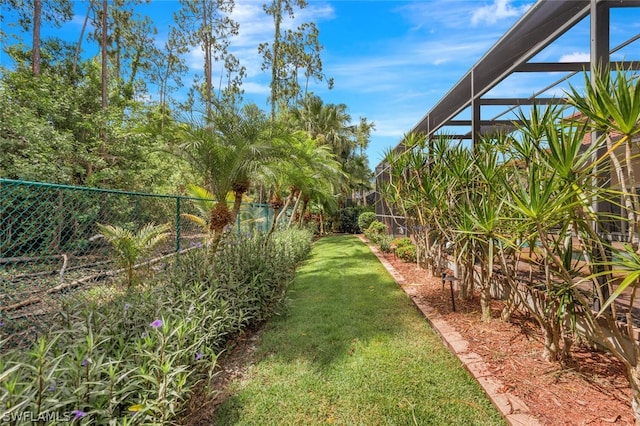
<box><xmin>97</xmin><ymin>222</ymin><xmax>172</xmax><ymax>288</ymax></box>
<box><xmin>378</xmin><ymin>67</ymin><xmax>640</xmax><ymax>420</ymax></box>
<box><xmin>0</xmin><ymin>1</ymin><xmax>373</xmax><ymax>212</ymax></box>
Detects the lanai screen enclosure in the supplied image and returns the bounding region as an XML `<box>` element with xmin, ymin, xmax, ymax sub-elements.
<box><xmin>375</xmin><ymin>0</ymin><xmax>640</xmax><ymax>236</ymax></box>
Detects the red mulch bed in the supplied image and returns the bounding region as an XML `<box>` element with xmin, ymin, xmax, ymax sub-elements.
<box><xmin>381</xmin><ymin>252</ymin><xmax>634</xmax><ymax>425</ymax></box>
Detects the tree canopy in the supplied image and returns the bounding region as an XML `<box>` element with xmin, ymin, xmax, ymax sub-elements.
<box><xmin>1</xmin><ymin>0</ymin><xmax>373</xmax><ymax>218</ymax></box>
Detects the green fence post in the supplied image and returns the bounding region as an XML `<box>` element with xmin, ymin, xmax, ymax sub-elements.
<box><xmin>175</xmin><ymin>197</ymin><xmax>181</xmax><ymax>255</ymax></box>
<box><xmin>266</xmin><ymin>204</ymin><xmax>271</xmax><ymax>233</ymax></box>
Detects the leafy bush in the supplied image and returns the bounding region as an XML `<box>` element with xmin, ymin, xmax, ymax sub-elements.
<box><xmin>396</xmin><ymin>241</ymin><xmax>417</xmax><ymax>263</ymax></box>
<box><xmin>391</xmin><ymin>237</ymin><xmax>413</xmax><ymax>250</ymax></box>
<box><xmin>0</xmin><ymin>229</ymin><xmax>312</xmax><ymax>424</ymax></box>
<box><xmin>364</xmin><ymin>220</ymin><xmax>387</xmax><ymax>244</ymax></box>
<box><xmin>357</xmin><ymin>212</ymin><xmax>376</xmax><ymax>233</ymax></box>
<box><xmin>379</xmin><ymin>234</ymin><xmax>394</xmax><ymax>253</ymax></box>
<box><xmin>333</xmin><ymin>207</ymin><xmax>372</xmax><ymax>234</ymax></box>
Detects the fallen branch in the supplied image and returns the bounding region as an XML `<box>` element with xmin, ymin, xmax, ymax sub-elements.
<box><xmin>59</xmin><ymin>254</ymin><xmax>68</xmax><ymax>282</ymax></box>
<box><xmin>1</xmin><ymin>247</ymin><xmax>200</xmax><ymax>313</ymax></box>
<box><xmin>9</xmin><ymin>259</ymin><xmax>114</xmax><ymax>281</ymax></box>
<box><xmin>0</xmin><ymin>255</ymin><xmax>64</xmax><ymax>265</ymax></box>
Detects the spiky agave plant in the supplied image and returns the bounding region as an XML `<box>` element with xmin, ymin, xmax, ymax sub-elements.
<box><xmin>97</xmin><ymin>222</ymin><xmax>172</xmax><ymax>288</ymax></box>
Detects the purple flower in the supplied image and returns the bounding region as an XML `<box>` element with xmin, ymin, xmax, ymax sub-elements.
<box><xmin>81</xmin><ymin>358</ymin><xmax>88</xmax><ymax>367</ymax></box>
<box><xmin>49</xmin><ymin>384</ymin><xmax>56</xmax><ymax>392</ymax></box>
<box><xmin>0</xmin><ymin>321</ymin><xmax>4</xmax><ymax>327</ymax></box>
<box><xmin>124</xmin><ymin>303</ymin><xmax>132</xmax><ymax>310</ymax></box>
<box><xmin>141</xmin><ymin>332</ymin><xmax>147</xmax><ymax>338</ymax></box>
<box><xmin>195</xmin><ymin>352</ymin><xmax>203</xmax><ymax>361</ymax></box>
<box><xmin>150</xmin><ymin>319</ymin><xmax>163</xmax><ymax>328</ymax></box>
<box><xmin>72</xmin><ymin>409</ymin><xmax>87</xmax><ymax>420</ymax></box>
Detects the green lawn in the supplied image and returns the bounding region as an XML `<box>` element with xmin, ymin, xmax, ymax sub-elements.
<box><xmin>214</xmin><ymin>235</ymin><xmax>506</xmax><ymax>425</ymax></box>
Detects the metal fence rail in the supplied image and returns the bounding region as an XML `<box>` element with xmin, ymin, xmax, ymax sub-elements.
<box><xmin>0</xmin><ymin>178</ymin><xmax>273</xmax><ymax>349</ymax></box>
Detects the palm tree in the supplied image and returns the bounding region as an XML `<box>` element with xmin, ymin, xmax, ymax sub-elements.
<box><xmin>180</xmin><ymin>184</ymin><xmax>216</xmax><ymax>247</ymax></box>
<box><xmin>567</xmin><ymin>67</ymin><xmax>640</xmax><ymax>247</ymax></box>
<box><xmin>288</xmin><ymin>94</ymin><xmax>373</xmax><ymax>201</ymax></box>
<box><xmin>261</xmin><ymin>131</ymin><xmax>345</xmax><ymax>238</ymax></box>
<box><xmin>180</xmin><ymin>102</ymin><xmax>283</xmax><ymax>252</ymax></box>
<box><xmin>97</xmin><ymin>222</ymin><xmax>171</xmax><ymax>288</ymax></box>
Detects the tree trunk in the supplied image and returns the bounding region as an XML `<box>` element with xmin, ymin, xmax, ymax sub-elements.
<box><xmin>460</xmin><ymin>257</ymin><xmax>474</xmax><ymax>301</ymax></box>
<box><xmin>627</xmin><ymin>365</ymin><xmax>640</xmax><ymax>424</ymax></box>
<box><xmin>275</xmin><ymin>191</ymin><xmax>294</xmax><ymax>225</ymax></box>
<box><xmin>625</xmin><ymin>139</ymin><xmax>639</xmax><ymax>247</ymax></box>
<box><xmin>32</xmin><ymin>0</ymin><xmax>42</xmax><ymax>76</ymax></box>
<box><xmin>270</xmin><ymin>0</ymin><xmax>282</xmax><ymax>121</ymax></box>
<box><xmin>101</xmin><ymin>0</ymin><xmax>108</xmax><ymax>110</ymax></box>
<box><xmin>231</xmin><ymin>190</ymin><xmax>244</xmax><ymax>226</ymax></box>
<box><xmin>498</xmin><ymin>254</ymin><xmax>519</xmax><ymax>322</ymax></box>
<box><xmin>287</xmin><ymin>191</ymin><xmax>301</xmax><ymax>228</ymax></box>
<box><xmin>74</xmin><ymin>4</ymin><xmax>92</xmax><ymax>74</ymax></box>
<box><xmin>203</xmin><ymin>1</ymin><xmax>212</xmax><ymax>118</ymax></box>
<box><xmin>479</xmin><ymin>263</ymin><xmax>493</xmax><ymax>321</ymax></box>
<box><xmin>499</xmin><ymin>277</ymin><xmax>518</xmax><ymax>323</ymax></box>
<box><xmin>266</xmin><ymin>207</ymin><xmax>281</xmax><ymax>241</ymax></box>
<box><xmin>298</xmin><ymin>198</ymin><xmax>309</xmax><ymax>226</ymax></box>
<box><xmin>100</xmin><ymin>0</ymin><xmax>108</xmax><ymax>159</ymax></box>
<box><xmin>480</xmin><ymin>281</ymin><xmax>492</xmax><ymax>322</ymax></box>
<box><xmin>540</xmin><ymin>321</ymin><xmax>561</xmax><ymax>362</ymax></box>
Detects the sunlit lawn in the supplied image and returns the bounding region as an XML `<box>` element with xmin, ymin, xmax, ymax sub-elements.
<box><xmin>214</xmin><ymin>235</ymin><xmax>506</xmax><ymax>425</ymax></box>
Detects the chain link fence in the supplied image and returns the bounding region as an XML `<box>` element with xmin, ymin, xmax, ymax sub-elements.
<box><xmin>0</xmin><ymin>178</ymin><xmax>273</xmax><ymax>349</ymax></box>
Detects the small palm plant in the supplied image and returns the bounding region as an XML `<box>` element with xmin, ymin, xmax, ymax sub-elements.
<box><xmin>97</xmin><ymin>222</ymin><xmax>172</xmax><ymax>288</ymax></box>
<box><xmin>181</xmin><ymin>184</ymin><xmax>217</xmax><ymax>246</ymax></box>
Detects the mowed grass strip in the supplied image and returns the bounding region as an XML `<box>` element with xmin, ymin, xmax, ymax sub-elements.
<box><xmin>214</xmin><ymin>235</ymin><xmax>506</xmax><ymax>425</ymax></box>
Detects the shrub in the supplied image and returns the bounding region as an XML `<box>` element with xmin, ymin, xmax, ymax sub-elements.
<box><xmin>364</xmin><ymin>220</ymin><xmax>387</xmax><ymax>244</ymax></box>
<box><xmin>334</xmin><ymin>207</ymin><xmax>357</xmax><ymax>233</ymax></box>
<box><xmin>396</xmin><ymin>242</ymin><xmax>417</xmax><ymax>263</ymax></box>
<box><xmin>334</xmin><ymin>206</ymin><xmax>372</xmax><ymax>234</ymax></box>
<box><xmin>391</xmin><ymin>237</ymin><xmax>413</xmax><ymax>250</ymax></box>
<box><xmin>379</xmin><ymin>235</ymin><xmax>394</xmax><ymax>253</ymax></box>
<box><xmin>97</xmin><ymin>222</ymin><xmax>171</xmax><ymax>288</ymax></box>
<box><xmin>357</xmin><ymin>212</ymin><xmax>376</xmax><ymax>233</ymax></box>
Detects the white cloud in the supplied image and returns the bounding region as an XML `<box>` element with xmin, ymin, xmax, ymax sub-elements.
<box><xmin>186</xmin><ymin>47</ymin><xmax>204</xmax><ymax>72</ymax></box>
<box><xmin>241</xmin><ymin>81</ymin><xmax>271</xmax><ymax>96</ymax></box>
<box><xmin>559</xmin><ymin>51</ymin><xmax>590</xmax><ymax>62</ymax></box>
<box><xmin>471</xmin><ymin>0</ymin><xmax>531</xmax><ymax>26</ymax></box>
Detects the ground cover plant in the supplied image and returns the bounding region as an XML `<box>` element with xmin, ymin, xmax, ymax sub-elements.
<box><xmin>213</xmin><ymin>235</ymin><xmax>505</xmax><ymax>425</ymax></box>
<box><xmin>0</xmin><ymin>228</ymin><xmax>313</xmax><ymax>425</ymax></box>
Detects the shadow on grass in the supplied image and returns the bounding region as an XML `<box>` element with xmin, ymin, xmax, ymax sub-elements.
<box><xmin>213</xmin><ymin>235</ymin><xmax>505</xmax><ymax>425</ymax></box>
<box><xmin>254</xmin><ymin>235</ymin><xmax>414</xmax><ymax>368</ymax></box>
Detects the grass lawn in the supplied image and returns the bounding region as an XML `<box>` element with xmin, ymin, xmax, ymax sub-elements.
<box><xmin>214</xmin><ymin>235</ymin><xmax>506</xmax><ymax>425</ymax></box>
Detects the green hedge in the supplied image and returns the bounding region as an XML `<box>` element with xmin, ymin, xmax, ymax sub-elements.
<box><xmin>357</xmin><ymin>211</ymin><xmax>376</xmax><ymax>233</ymax></box>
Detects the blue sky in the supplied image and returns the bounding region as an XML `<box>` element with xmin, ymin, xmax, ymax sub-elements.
<box><xmin>2</xmin><ymin>0</ymin><xmax>640</xmax><ymax>169</ymax></box>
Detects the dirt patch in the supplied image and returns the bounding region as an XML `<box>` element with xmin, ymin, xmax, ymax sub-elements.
<box><xmin>382</xmin><ymin>251</ymin><xmax>634</xmax><ymax>426</ymax></box>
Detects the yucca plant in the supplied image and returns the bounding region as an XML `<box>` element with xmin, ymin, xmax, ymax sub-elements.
<box><xmin>97</xmin><ymin>222</ymin><xmax>171</xmax><ymax>289</ymax></box>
